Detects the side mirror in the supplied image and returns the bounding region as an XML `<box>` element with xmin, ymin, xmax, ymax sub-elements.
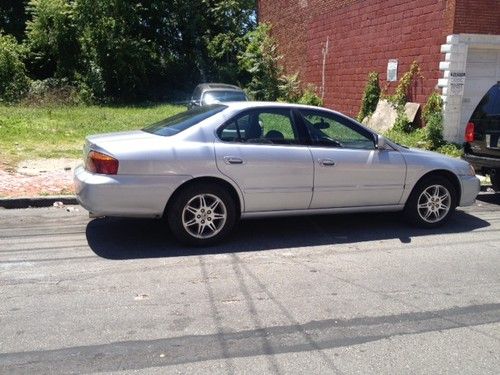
<box><xmin>376</xmin><ymin>135</ymin><xmax>387</xmax><ymax>150</ymax></box>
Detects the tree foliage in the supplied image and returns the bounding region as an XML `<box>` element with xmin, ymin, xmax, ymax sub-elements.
<box><xmin>25</xmin><ymin>0</ymin><xmax>79</xmax><ymax>79</ymax></box>
<box><xmin>0</xmin><ymin>0</ymin><xmax>258</xmax><ymax>103</ymax></box>
<box><xmin>0</xmin><ymin>33</ymin><xmax>30</xmax><ymax>102</ymax></box>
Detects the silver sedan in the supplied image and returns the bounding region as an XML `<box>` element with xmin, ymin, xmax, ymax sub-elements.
<box><xmin>74</xmin><ymin>102</ymin><xmax>480</xmax><ymax>245</ymax></box>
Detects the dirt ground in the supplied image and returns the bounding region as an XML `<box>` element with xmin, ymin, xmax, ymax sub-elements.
<box><xmin>0</xmin><ymin>159</ymin><xmax>80</xmax><ymax>198</ymax></box>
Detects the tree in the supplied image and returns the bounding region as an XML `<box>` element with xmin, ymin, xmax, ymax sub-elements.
<box><xmin>238</xmin><ymin>23</ymin><xmax>281</xmax><ymax>100</ymax></box>
<box><xmin>0</xmin><ymin>0</ymin><xmax>29</xmax><ymax>41</ymax></box>
<box><xmin>25</xmin><ymin>0</ymin><xmax>80</xmax><ymax>79</ymax></box>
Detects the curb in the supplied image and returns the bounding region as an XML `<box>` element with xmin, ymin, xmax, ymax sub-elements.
<box><xmin>0</xmin><ymin>187</ymin><xmax>494</xmax><ymax>210</ymax></box>
<box><xmin>0</xmin><ymin>195</ymin><xmax>78</xmax><ymax>209</ymax></box>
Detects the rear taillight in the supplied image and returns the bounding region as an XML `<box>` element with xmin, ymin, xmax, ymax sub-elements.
<box><xmin>85</xmin><ymin>151</ymin><xmax>119</xmax><ymax>175</ymax></box>
<box><xmin>465</xmin><ymin>122</ymin><xmax>475</xmax><ymax>142</ymax></box>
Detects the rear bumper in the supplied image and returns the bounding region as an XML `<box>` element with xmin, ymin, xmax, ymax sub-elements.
<box><xmin>459</xmin><ymin>175</ymin><xmax>481</xmax><ymax>206</ymax></box>
<box><xmin>74</xmin><ymin>166</ymin><xmax>191</xmax><ymax>218</ymax></box>
<box><xmin>463</xmin><ymin>153</ymin><xmax>500</xmax><ymax>173</ymax></box>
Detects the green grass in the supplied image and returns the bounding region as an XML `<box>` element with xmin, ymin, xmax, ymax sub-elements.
<box><xmin>0</xmin><ymin>104</ymin><xmax>184</xmax><ymax>166</ymax></box>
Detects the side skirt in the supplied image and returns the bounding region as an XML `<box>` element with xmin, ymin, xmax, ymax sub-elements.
<box><xmin>240</xmin><ymin>205</ymin><xmax>404</xmax><ymax>219</ymax></box>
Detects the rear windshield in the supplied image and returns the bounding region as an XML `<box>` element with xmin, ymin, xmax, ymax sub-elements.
<box><xmin>471</xmin><ymin>83</ymin><xmax>500</xmax><ymax>119</ymax></box>
<box><xmin>143</xmin><ymin>105</ymin><xmax>226</xmax><ymax>136</ymax></box>
<box><xmin>202</xmin><ymin>90</ymin><xmax>247</xmax><ymax>104</ymax></box>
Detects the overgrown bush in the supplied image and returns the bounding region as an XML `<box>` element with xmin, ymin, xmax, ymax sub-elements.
<box><xmin>385</xmin><ymin>61</ymin><xmax>422</xmax><ymax>133</ymax></box>
<box><xmin>422</xmin><ymin>92</ymin><xmax>444</xmax><ymax>149</ymax></box>
<box><xmin>357</xmin><ymin>72</ymin><xmax>380</xmax><ymax>122</ymax></box>
<box><xmin>387</xmin><ymin>61</ymin><xmax>421</xmax><ymax>107</ymax></box>
<box><xmin>297</xmin><ymin>85</ymin><xmax>323</xmax><ymax>106</ymax></box>
<box><xmin>278</xmin><ymin>73</ymin><xmax>301</xmax><ymax>103</ymax></box>
<box><xmin>392</xmin><ymin>107</ymin><xmax>412</xmax><ymax>133</ymax></box>
<box><xmin>22</xmin><ymin>78</ymin><xmax>82</xmax><ymax>106</ymax></box>
<box><xmin>0</xmin><ymin>33</ymin><xmax>30</xmax><ymax>102</ymax></box>
<box><xmin>278</xmin><ymin>73</ymin><xmax>323</xmax><ymax>106</ymax></box>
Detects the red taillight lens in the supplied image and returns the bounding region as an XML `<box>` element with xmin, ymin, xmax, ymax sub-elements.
<box><xmin>85</xmin><ymin>151</ymin><xmax>119</xmax><ymax>175</ymax></box>
<box><xmin>465</xmin><ymin>122</ymin><xmax>475</xmax><ymax>142</ymax></box>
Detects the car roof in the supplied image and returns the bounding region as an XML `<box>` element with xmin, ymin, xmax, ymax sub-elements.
<box><xmin>221</xmin><ymin>101</ymin><xmax>338</xmax><ymax>112</ymax></box>
<box><xmin>196</xmin><ymin>83</ymin><xmax>243</xmax><ymax>91</ymax></box>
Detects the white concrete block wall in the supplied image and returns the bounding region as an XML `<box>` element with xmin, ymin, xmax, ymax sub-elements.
<box><xmin>439</xmin><ymin>34</ymin><xmax>500</xmax><ymax>143</ymax></box>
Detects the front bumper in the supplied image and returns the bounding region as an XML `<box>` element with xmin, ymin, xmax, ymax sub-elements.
<box><xmin>74</xmin><ymin>166</ymin><xmax>192</xmax><ymax>218</ymax></box>
<box><xmin>459</xmin><ymin>174</ymin><xmax>481</xmax><ymax>206</ymax></box>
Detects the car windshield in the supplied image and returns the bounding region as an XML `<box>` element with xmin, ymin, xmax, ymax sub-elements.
<box><xmin>143</xmin><ymin>105</ymin><xmax>227</xmax><ymax>136</ymax></box>
<box><xmin>203</xmin><ymin>90</ymin><xmax>247</xmax><ymax>104</ymax></box>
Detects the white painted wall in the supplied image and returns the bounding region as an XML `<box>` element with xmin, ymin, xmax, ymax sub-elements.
<box><xmin>439</xmin><ymin>34</ymin><xmax>500</xmax><ymax>143</ymax></box>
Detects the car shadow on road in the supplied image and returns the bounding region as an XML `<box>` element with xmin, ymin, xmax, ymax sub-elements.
<box><xmin>476</xmin><ymin>191</ymin><xmax>500</xmax><ymax>205</ymax></box>
<box><xmin>86</xmin><ymin>210</ymin><xmax>490</xmax><ymax>260</ymax></box>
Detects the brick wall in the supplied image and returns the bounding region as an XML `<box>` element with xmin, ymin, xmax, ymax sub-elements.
<box><xmin>453</xmin><ymin>0</ymin><xmax>500</xmax><ymax>34</ymax></box>
<box><xmin>258</xmin><ymin>0</ymin><xmax>454</xmax><ymax>117</ymax></box>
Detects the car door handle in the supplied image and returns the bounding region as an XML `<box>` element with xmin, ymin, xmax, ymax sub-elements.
<box><xmin>318</xmin><ymin>158</ymin><xmax>336</xmax><ymax>166</ymax></box>
<box><xmin>223</xmin><ymin>156</ymin><xmax>244</xmax><ymax>165</ymax></box>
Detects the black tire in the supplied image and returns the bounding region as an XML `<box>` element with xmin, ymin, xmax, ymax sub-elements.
<box><xmin>404</xmin><ymin>175</ymin><xmax>457</xmax><ymax>228</ymax></box>
<box><xmin>167</xmin><ymin>183</ymin><xmax>237</xmax><ymax>246</ymax></box>
<box><xmin>490</xmin><ymin>170</ymin><xmax>500</xmax><ymax>192</ymax></box>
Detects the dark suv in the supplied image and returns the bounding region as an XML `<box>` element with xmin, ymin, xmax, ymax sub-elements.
<box><xmin>463</xmin><ymin>83</ymin><xmax>500</xmax><ymax>191</ymax></box>
<box><xmin>188</xmin><ymin>83</ymin><xmax>248</xmax><ymax>109</ymax></box>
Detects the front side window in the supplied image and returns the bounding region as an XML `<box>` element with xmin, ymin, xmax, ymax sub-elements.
<box><xmin>143</xmin><ymin>105</ymin><xmax>226</xmax><ymax>137</ymax></box>
<box><xmin>299</xmin><ymin>110</ymin><xmax>375</xmax><ymax>150</ymax></box>
<box><xmin>218</xmin><ymin>108</ymin><xmax>300</xmax><ymax>145</ymax></box>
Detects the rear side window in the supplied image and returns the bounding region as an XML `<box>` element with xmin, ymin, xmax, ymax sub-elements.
<box><xmin>218</xmin><ymin>108</ymin><xmax>300</xmax><ymax>145</ymax></box>
<box><xmin>471</xmin><ymin>83</ymin><xmax>500</xmax><ymax>119</ymax></box>
<box><xmin>143</xmin><ymin>105</ymin><xmax>226</xmax><ymax>136</ymax></box>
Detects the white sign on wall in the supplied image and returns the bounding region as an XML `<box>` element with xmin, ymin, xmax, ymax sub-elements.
<box><xmin>449</xmin><ymin>72</ymin><xmax>466</xmax><ymax>96</ymax></box>
<box><xmin>387</xmin><ymin>59</ymin><xmax>398</xmax><ymax>82</ymax></box>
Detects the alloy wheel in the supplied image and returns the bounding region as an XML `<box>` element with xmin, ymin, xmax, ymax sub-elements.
<box><xmin>417</xmin><ymin>184</ymin><xmax>451</xmax><ymax>224</ymax></box>
<box><xmin>182</xmin><ymin>194</ymin><xmax>227</xmax><ymax>239</ymax></box>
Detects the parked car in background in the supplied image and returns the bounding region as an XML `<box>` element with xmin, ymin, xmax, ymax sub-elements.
<box><xmin>188</xmin><ymin>83</ymin><xmax>248</xmax><ymax>109</ymax></box>
<box><xmin>75</xmin><ymin>102</ymin><xmax>480</xmax><ymax>246</ymax></box>
<box><xmin>463</xmin><ymin>83</ymin><xmax>500</xmax><ymax>191</ymax></box>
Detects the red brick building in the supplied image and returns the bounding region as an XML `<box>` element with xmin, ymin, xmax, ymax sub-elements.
<box><xmin>258</xmin><ymin>0</ymin><xmax>500</xmax><ymax>142</ymax></box>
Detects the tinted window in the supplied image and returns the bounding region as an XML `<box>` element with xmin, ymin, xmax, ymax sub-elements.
<box><xmin>143</xmin><ymin>105</ymin><xmax>226</xmax><ymax>136</ymax></box>
<box><xmin>471</xmin><ymin>83</ymin><xmax>500</xmax><ymax>119</ymax></box>
<box><xmin>218</xmin><ymin>108</ymin><xmax>299</xmax><ymax>145</ymax></box>
<box><xmin>300</xmin><ymin>109</ymin><xmax>375</xmax><ymax>149</ymax></box>
<box><xmin>202</xmin><ymin>90</ymin><xmax>247</xmax><ymax>104</ymax></box>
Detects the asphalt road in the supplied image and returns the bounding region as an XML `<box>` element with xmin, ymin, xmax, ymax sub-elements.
<box><xmin>0</xmin><ymin>193</ymin><xmax>499</xmax><ymax>374</ymax></box>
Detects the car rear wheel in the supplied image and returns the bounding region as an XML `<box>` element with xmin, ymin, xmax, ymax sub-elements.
<box><xmin>167</xmin><ymin>183</ymin><xmax>237</xmax><ymax>245</ymax></box>
<box><xmin>404</xmin><ymin>176</ymin><xmax>457</xmax><ymax>228</ymax></box>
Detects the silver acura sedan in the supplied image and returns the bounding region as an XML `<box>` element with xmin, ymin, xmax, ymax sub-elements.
<box><xmin>74</xmin><ymin>102</ymin><xmax>480</xmax><ymax>245</ymax></box>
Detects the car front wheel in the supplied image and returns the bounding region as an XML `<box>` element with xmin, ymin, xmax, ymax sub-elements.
<box><xmin>167</xmin><ymin>183</ymin><xmax>237</xmax><ymax>245</ymax></box>
<box><xmin>404</xmin><ymin>176</ymin><xmax>457</xmax><ymax>228</ymax></box>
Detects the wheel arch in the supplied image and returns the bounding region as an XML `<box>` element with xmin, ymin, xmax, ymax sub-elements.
<box><xmin>408</xmin><ymin>169</ymin><xmax>461</xmax><ymax>206</ymax></box>
<box><xmin>164</xmin><ymin>176</ymin><xmax>243</xmax><ymax>218</ymax></box>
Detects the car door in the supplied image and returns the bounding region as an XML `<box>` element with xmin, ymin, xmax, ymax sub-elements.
<box><xmin>215</xmin><ymin>107</ymin><xmax>314</xmax><ymax>212</ymax></box>
<box><xmin>298</xmin><ymin>109</ymin><xmax>406</xmax><ymax>208</ymax></box>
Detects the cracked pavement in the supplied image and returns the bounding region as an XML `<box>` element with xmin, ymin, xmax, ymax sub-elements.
<box><xmin>0</xmin><ymin>193</ymin><xmax>499</xmax><ymax>374</ymax></box>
